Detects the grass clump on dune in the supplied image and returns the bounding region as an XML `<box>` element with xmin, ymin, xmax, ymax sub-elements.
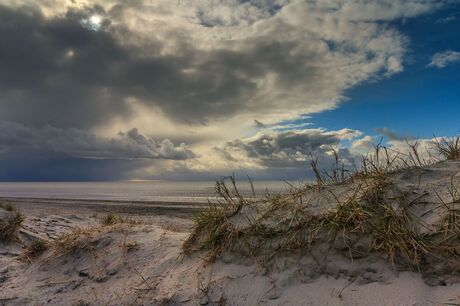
<box><xmin>183</xmin><ymin>176</ymin><xmax>247</xmax><ymax>260</ymax></box>
<box><xmin>23</xmin><ymin>239</ymin><xmax>49</xmax><ymax>259</ymax></box>
<box><xmin>101</xmin><ymin>212</ymin><xmax>141</xmax><ymax>226</ymax></box>
<box><xmin>433</xmin><ymin>136</ymin><xmax>460</xmax><ymax>161</ymax></box>
<box><xmin>323</xmin><ymin>178</ymin><xmax>432</xmax><ymax>267</ymax></box>
<box><xmin>183</xmin><ymin>204</ymin><xmax>238</xmax><ymax>261</ymax></box>
<box><xmin>103</xmin><ymin>212</ymin><xmax>124</xmax><ymax>225</ymax></box>
<box><xmin>183</xmin><ymin>137</ymin><xmax>460</xmax><ymax>274</ymax></box>
<box><xmin>52</xmin><ymin>227</ymin><xmax>103</xmax><ymax>256</ymax></box>
<box><xmin>0</xmin><ymin>204</ymin><xmax>25</xmax><ymax>242</ymax></box>
<box><xmin>0</xmin><ymin>203</ymin><xmax>15</xmax><ymax>212</ymax></box>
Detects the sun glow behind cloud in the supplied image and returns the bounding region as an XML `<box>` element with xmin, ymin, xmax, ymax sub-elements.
<box><xmin>81</xmin><ymin>14</ymin><xmax>103</xmax><ymax>31</ymax></box>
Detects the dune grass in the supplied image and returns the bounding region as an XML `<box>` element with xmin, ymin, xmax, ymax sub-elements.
<box><xmin>324</xmin><ymin>178</ymin><xmax>431</xmax><ymax>267</ymax></box>
<box><xmin>184</xmin><ymin>175</ymin><xmax>434</xmax><ymax>268</ymax></box>
<box><xmin>183</xmin><ymin>176</ymin><xmax>250</xmax><ymax>260</ymax></box>
<box><xmin>52</xmin><ymin>227</ymin><xmax>103</xmax><ymax>256</ymax></box>
<box><xmin>183</xmin><ymin>137</ymin><xmax>460</xmax><ymax>272</ymax></box>
<box><xmin>103</xmin><ymin>212</ymin><xmax>124</xmax><ymax>225</ymax></box>
<box><xmin>23</xmin><ymin>239</ymin><xmax>49</xmax><ymax>259</ymax></box>
<box><xmin>0</xmin><ymin>204</ymin><xmax>25</xmax><ymax>242</ymax></box>
<box><xmin>433</xmin><ymin>136</ymin><xmax>460</xmax><ymax>161</ymax></box>
<box><xmin>0</xmin><ymin>203</ymin><xmax>15</xmax><ymax>212</ymax></box>
<box><xmin>101</xmin><ymin>212</ymin><xmax>141</xmax><ymax>226</ymax></box>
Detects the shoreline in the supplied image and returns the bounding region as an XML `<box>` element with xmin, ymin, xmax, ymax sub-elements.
<box><xmin>0</xmin><ymin>196</ymin><xmax>210</xmax><ymax>206</ymax></box>
<box><xmin>0</xmin><ymin>196</ymin><xmax>208</xmax><ymax>219</ymax></box>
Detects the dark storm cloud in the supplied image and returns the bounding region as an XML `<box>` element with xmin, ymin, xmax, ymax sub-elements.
<box><xmin>0</xmin><ymin>5</ymin><xmax>181</xmax><ymax>127</ymax></box>
<box><xmin>0</xmin><ymin>5</ymin><xmax>130</xmax><ymax>128</ymax></box>
<box><xmin>1</xmin><ymin>0</ymin><xmax>429</xmax><ymax>132</ymax></box>
<box><xmin>0</xmin><ymin>148</ymin><xmax>151</xmax><ymax>181</ymax></box>
<box><xmin>0</xmin><ymin>122</ymin><xmax>195</xmax><ymax>160</ymax></box>
<box><xmin>0</xmin><ymin>4</ymin><xmax>324</xmax><ymax>128</ymax></box>
<box><xmin>222</xmin><ymin>129</ymin><xmax>360</xmax><ymax>168</ymax></box>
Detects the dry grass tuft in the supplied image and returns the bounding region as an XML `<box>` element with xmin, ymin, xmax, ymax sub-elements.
<box><xmin>433</xmin><ymin>136</ymin><xmax>460</xmax><ymax>161</ymax></box>
<box><xmin>0</xmin><ymin>203</ymin><xmax>15</xmax><ymax>212</ymax></box>
<box><xmin>23</xmin><ymin>239</ymin><xmax>49</xmax><ymax>259</ymax></box>
<box><xmin>433</xmin><ymin>177</ymin><xmax>460</xmax><ymax>250</ymax></box>
<box><xmin>184</xmin><ymin>174</ymin><xmax>441</xmax><ymax>270</ymax></box>
<box><xmin>101</xmin><ymin>212</ymin><xmax>140</xmax><ymax>226</ymax></box>
<box><xmin>0</xmin><ymin>205</ymin><xmax>25</xmax><ymax>242</ymax></box>
<box><xmin>103</xmin><ymin>212</ymin><xmax>124</xmax><ymax>225</ymax></box>
<box><xmin>310</xmin><ymin>150</ymin><xmax>350</xmax><ymax>185</ymax></box>
<box><xmin>182</xmin><ymin>175</ymin><xmax>258</xmax><ymax>260</ymax></box>
<box><xmin>309</xmin><ymin>139</ymin><xmax>433</xmax><ymax>186</ymax></box>
<box><xmin>321</xmin><ymin>178</ymin><xmax>432</xmax><ymax>267</ymax></box>
<box><xmin>52</xmin><ymin>227</ymin><xmax>103</xmax><ymax>256</ymax></box>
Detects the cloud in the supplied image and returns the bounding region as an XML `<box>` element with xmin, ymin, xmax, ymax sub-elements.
<box><xmin>254</xmin><ymin>120</ymin><xmax>266</xmax><ymax>129</ymax></box>
<box><xmin>428</xmin><ymin>50</ymin><xmax>460</xmax><ymax>68</ymax></box>
<box><xmin>351</xmin><ymin>136</ymin><xmax>375</xmax><ymax>151</ymax></box>
<box><xmin>0</xmin><ymin>122</ymin><xmax>195</xmax><ymax>160</ymax></box>
<box><xmin>213</xmin><ymin>128</ymin><xmax>362</xmax><ymax>170</ymax></box>
<box><xmin>0</xmin><ymin>1</ymin><xmax>440</xmax><ymax>130</ymax></box>
<box><xmin>374</xmin><ymin>127</ymin><xmax>415</xmax><ymax>141</ymax></box>
<box><xmin>0</xmin><ymin>150</ymin><xmax>152</xmax><ymax>181</ymax></box>
<box><xmin>0</xmin><ymin>1</ymin><xmax>448</xmax><ymax>180</ymax></box>
<box><xmin>436</xmin><ymin>15</ymin><xmax>457</xmax><ymax>23</ymax></box>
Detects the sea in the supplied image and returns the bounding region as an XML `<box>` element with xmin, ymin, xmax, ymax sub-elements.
<box><xmin>0</xmin><ymin>180</ymin><xmax>303</xmax><ymax>203</ymax></box>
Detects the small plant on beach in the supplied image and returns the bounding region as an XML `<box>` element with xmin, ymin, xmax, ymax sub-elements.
<box><xmin>183</xmin><ymin>203</ymin><xmax>229</xmax><ymax>253</ymax></box>
<box><xmin>309</xmin><ymin>139</ymin><xmax>431</xmax><ymax>186</ymax></box>
<box><xmin>103</xmin><ymin>212</ymin><xmax>124</xmax><ymax>225</ymax></box>
<box><xmin>433</xmin><ymin>136</ymin><xmax>460</xmax><ymax>160</ymax></box>
<box><xmin>0</xmin><ymin>203</ymin><xmax>15</xmax><ymax>212</ymax></box>
<box><xmin>310</xmin><ymin>150</ymin><xmax>351</xmax><ymax>185</ymax></box>
<box><xmin>183</xmin><ymin>176</ymin><xmax>252</xmax><ymax>260</ymax></box>
<box><xmin>0</xmin><ymin>207</ymin><xmax>25</xmax><ymax>242</ymax></box>
<box><xmin>434</xmin><ymin>177</ymin><xmax>460</xmax><ymax>241</ymax></box>
<box><xmin>101</xmin><ymin>212</ymin><xmax>140</xmax><ymax>226</ymax></box>
<box><xmin>358</xmin><ymin>141</ymin><xmax>413</xmax><ymax>177</ymax></box>
<box><xmin>23</xmin><ymin>239</ymin><xmax>49</xmax><ymax>259</ymax></box>
<box><xmin>321</xmin><ymin>178</ymin><xmax>432</xmax><ymax>267</ymax></box>
<box><xmin>365</xmin><ymin>204</ymin><xmax>430</xmax><ymax>268</ymax></box>
<box><xmin>52</xmin><ymin>227</ymin><xmax>103</xmax><ymax>256</ymax></box>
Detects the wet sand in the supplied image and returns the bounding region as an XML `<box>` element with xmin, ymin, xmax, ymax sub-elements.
<box><xmin>0</xmin><ymin>197</ymin><xmax>208</xmax><ymax>219</ymax></box>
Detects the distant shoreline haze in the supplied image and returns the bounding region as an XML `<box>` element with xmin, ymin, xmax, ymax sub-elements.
<box><xmin>0</xmin><ymin>181</ymin><xmax>297</xmax><ymax>203</ymax></box>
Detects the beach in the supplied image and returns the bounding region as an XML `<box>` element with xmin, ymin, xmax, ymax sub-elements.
<box><xmin>1</xmin><ymin>1</ymin><xmax>459</xmax><ymax>304</ymax></box>
<box><xmin>0</xmin><ymin>197</ymin><xmax>205</xmax><ymax>223</ymax></box>
<box><xmin>3</xmin><ymin>160</ymin><xmax>460</xmax><ymax>305</ymax></box>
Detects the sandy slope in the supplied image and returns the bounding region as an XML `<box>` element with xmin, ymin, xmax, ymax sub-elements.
<box><xmin>2</xmin><ymin>161</ymin><xmax>460</xmax><ymax>305</ymax></box>
<box><xmin>2</xmin><ymin>220</ymin><xmax>460</xmax><ymax>306</ymax></box>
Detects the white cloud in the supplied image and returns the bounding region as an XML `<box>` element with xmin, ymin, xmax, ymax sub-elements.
<box><xmin>428</xmin><ymin>50</ymin><xmax>460</xmax><ymax>68</ymax></box>
<box><xmin>436</xmin><ymin>15</ymin><xmax>457</xmax><ymax>24</ymax></box>
<box><xmin>351</xmin><ymin>135</ymin><xmax>375</xmax><ymax>153</ymax></box>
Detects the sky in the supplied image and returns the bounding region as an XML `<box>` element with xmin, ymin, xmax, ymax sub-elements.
<box><xmin>0</xmin><ymin>0</ymin><xmax>459</xmax><ymax>181</ymax></box>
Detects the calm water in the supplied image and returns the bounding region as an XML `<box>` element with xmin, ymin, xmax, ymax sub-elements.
<box><xmin>0</xmin><ymin>180</ymin><xmax>299</xmax><ymax>203</ymax></box>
